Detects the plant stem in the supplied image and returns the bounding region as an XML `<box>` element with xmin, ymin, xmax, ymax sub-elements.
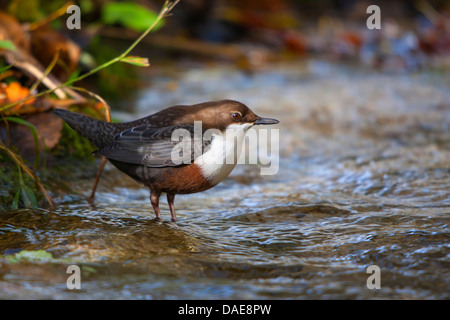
<box><xmin>0</xmin><ymin>141</ymin><xmax>54</xmax><ymax>207</ymax></box>
<box><xmin>0</xmin><ymin>0</ymin><xmax>181</xmax><ymax>113</ymax></box>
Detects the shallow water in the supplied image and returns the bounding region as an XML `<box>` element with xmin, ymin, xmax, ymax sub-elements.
<box><xmin>1</xmin><ymin>60</ymin><xmax>449</xmax><ymax>299</ymax></box>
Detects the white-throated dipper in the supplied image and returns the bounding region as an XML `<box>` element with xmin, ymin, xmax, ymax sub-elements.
<box><xmin>54</xmin><ymin>100</ymin><xmax>279</xmax><ymax>221</ymax></box>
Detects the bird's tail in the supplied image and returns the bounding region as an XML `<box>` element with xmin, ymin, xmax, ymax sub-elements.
<box><xmin>53</xmin><ymin>109</ymin><xmax>119</xmax><ymax>148</ymax></box>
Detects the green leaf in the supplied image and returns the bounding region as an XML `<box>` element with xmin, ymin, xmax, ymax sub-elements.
<box><xmin>21</xmin><ymin>185</ymin><xmax>38</xmax><ymax>208</ymax></box>
<box><xmin>81</xmin><ymin>265</ymin><xmax>98</xmax><ymax>276</ymax></box>
<box><xmin>101</xmin><ymin>2</ymin><xmax>164</xmax><ymax>32</ymax></box>
<box><xmin>11</xmin><ymin>187</ymin><xmax>21</xmax><ymax>210</ymax></box>
<box><xmin>0</xmin><ymin>64</ymin><xmax>13</xmax><ymax>74</ymax></box>
<box><xmin>1</xmin><ymin>249</ymin><xmax>73</xmax><ymax>264</ymax></box>
<box><xmin>11</xmin><ymin>164</ymin><xmax>23</xmax><ymax>210</ymax></box>
<box><xmin>0</xmin><ymin>40</ymin><xmax>16</xmax><ymax>51</ymax></box>
<box><xmin>14</xmin><ymin>250</ymin><xmax>53</xmax><ymax>263</ymax></box>
<box><xmin>119</xmin><ymin>56</ymin><xmax>150</xmax><ymax>67</ymax></box>
<box><xmin>67</xmin><ymin>68</ymin><xmax>81</xmax><ymax>83</ymax></box>
<box><xmin>21</xmin><ymin>187</ymin><xmax>32</xmax><ymax>207</ymax></box>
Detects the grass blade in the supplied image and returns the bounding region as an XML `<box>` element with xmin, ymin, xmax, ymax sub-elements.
<box><xmin>5</xmin><ymin>116</ymin><xmax>42</xmax><ymax>169</ymax></box>
<box><xmin>0</xmin><ymin>141</ymin><xmax>54</xmax><ymax>208</ymax></box>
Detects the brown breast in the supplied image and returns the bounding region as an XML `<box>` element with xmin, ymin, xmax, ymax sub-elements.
<box><xmin>155</xmin><ymin>163</ymin><xmax>214</xmax><ymax>194</ymax></box>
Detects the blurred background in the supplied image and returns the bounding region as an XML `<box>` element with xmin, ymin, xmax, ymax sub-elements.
<box><xmin>0</xmin><ymin>0</ymin><xmax>449</xmax><ymax>300</ymax></box>
<box><xmin>1</xmin><ymin>0</ymin><xmax>449</xmax><ymax>108</ymax></box>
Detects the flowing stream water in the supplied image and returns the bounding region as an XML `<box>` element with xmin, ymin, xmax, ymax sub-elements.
<box><xmin>0</xmin><ymin>60</ymin><xmax>449</xmax><ymax>299</ymax></box>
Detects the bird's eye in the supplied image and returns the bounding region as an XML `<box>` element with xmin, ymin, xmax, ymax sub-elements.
<box><xmin>231</xmin><ymin>112</ymin><xmax>242</xmax><ymax>120</ymax></box>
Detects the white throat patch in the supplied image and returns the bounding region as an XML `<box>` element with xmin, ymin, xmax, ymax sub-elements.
<box><xmin>194</xmin><ymin>123</ymin><xmax>253</xmax><ymax>185</ymax></box>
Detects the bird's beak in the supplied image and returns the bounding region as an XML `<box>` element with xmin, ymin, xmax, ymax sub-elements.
<box><xmin>254</xmin><ymin>117</ymin><xmax>279</xmax><ymax>125</ymax></box>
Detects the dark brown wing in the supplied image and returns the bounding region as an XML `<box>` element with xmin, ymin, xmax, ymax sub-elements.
<box><xmin>94</xmin><ymin>124</ymin><xmax>210</xmax><ymax>168</ymax></box>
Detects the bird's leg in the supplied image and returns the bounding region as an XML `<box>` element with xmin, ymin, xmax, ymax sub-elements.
<box><xmin>167</xmin><ymin>193</ymin><xmax>177</xmax><ymax>222</ymax></box>
<box><xmin>150</xmin><ymin>190</ymin><xmax>162</xmax><ymax>220</ymax></box>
